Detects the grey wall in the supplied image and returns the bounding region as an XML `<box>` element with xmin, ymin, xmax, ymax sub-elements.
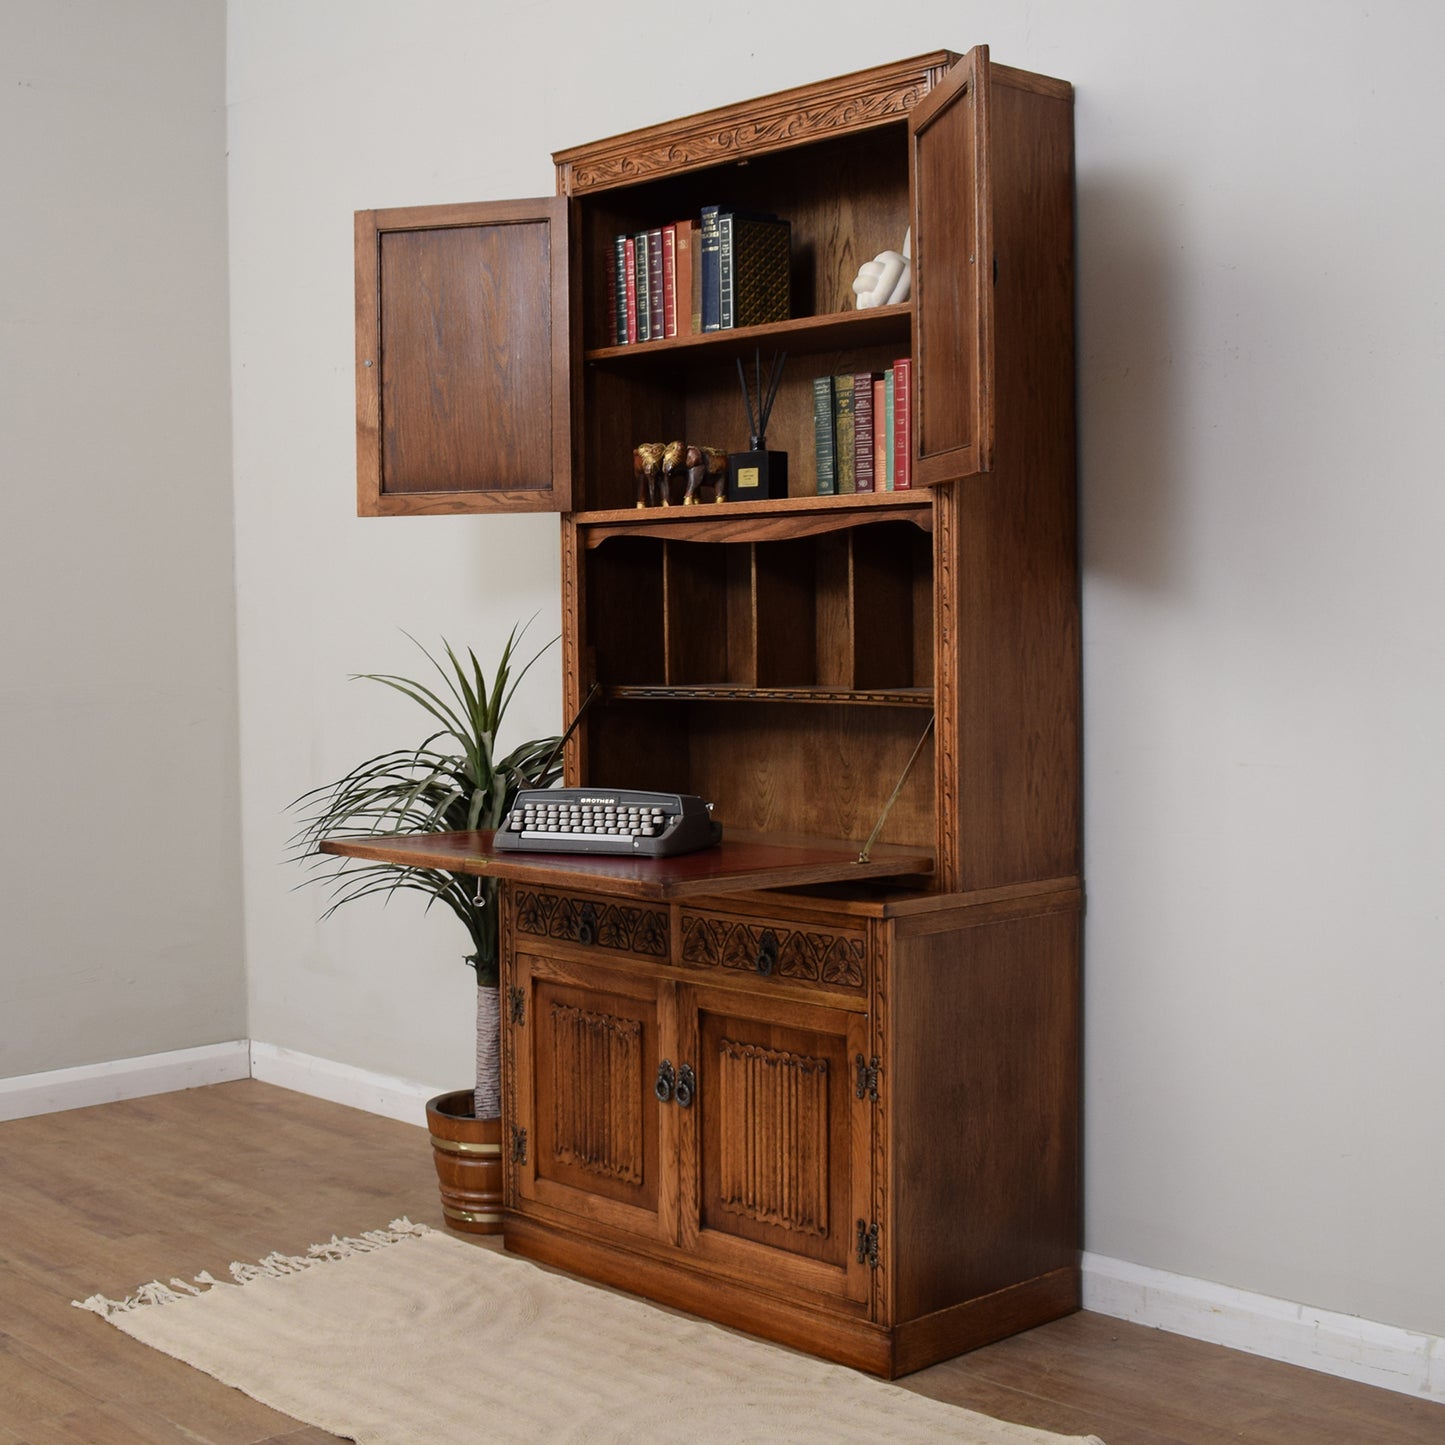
<box><xmin>0</xmin><ymin>0</ymin><xmax>242</xmax><ymax>1077</ymax></box>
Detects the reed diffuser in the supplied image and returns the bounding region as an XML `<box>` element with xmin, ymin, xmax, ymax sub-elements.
<box><xmin>727</xmin><ymin>348</ymin><xmax>788</xmax><ymax>500</ymax></box>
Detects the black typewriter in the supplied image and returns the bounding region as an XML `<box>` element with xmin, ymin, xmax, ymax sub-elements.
<box><xmin>492</xmin><ymin>787</ymin><xmax>722</xmax><ymax>858</ymax></box>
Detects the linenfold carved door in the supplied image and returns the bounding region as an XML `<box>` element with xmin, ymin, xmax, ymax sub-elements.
<box><xmin>511</xmin><ymin>951</ymin><xmax>670</xmax><ymax>1242</ymax></box>
<box><xmin>678</xmin><ymin>984</ymin><xmax>874</xmax><ymax>1307</ymax></box>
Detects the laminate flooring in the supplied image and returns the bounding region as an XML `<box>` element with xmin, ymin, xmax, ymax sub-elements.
<box><xmin>0</xmin><ymin>1081</ymin><xmax>1438</xmax><ymax>1443</ymax></box>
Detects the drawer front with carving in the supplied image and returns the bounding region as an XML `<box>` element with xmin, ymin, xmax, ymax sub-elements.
<box><xmin>512</xmin><ymin>886</ymin><xmax>669</xmax><ymax>960</ymax></box>
<box><xmin>677</xmin><ymin>908</ymin><xmax>868</xmax><ymax>995</ymax></box>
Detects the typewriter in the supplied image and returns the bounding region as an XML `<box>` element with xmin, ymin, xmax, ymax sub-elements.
<box><xmin>492</xmin><ymin>787</ymin><xmax>722</xmax><ymax>858</ymax></box>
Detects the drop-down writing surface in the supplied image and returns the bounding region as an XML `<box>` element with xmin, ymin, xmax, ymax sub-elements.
<box><xmin>319</xmin><ymin>829</ymin><xmax>933</xmax><ymax>902</ymax></box>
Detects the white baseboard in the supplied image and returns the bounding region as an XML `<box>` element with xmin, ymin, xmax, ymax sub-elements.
<box><xmin>247</xmin><ymin>1041</ymin><xmax>436</xmax><ymax>1127</ymax></box>
<box><xmin>0</xmin><ymin>1040</ymin><xmax>251</xmax><ymax>1122</ymax></box>
<box><xmin>1083</xmin><ymin>1251</ymin><xmax>1445</xmax><ymax>1403</ymax></box>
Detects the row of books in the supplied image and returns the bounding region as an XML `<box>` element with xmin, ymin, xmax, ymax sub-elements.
<box><xmin>609</xmin><ymin>207</ymin><xmax>791</xmax><ymax>345</ymax></box>
<box><xmin>812</xmin><ymin>361</ymin><xmax>912</xmax><ymax>494</ymax></box>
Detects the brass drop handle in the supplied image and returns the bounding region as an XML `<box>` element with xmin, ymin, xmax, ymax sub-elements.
<box><xmin>675</xmin><ymin>1064</ymin><xmax>696</xmax><ymax>1109</ymax></box>
<box><xmin>754</xmin><ymin>930</ymin><xmax>779</xmax><ymax>976</ymax></box>
<box><xmin>654</xmin><ymin>1060</ymin><xmax>675</xmax><ymax>1103</ymax></box>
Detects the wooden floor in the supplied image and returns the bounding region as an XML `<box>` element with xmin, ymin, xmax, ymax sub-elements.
<box><xmin>0</xmin><ymin>1081</ymin><xmax>1439</xmax><ymax>1444</ymax></box>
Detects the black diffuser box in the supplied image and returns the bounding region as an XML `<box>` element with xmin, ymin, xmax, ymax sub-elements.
<box><xmin>727</xmin><ymin>450</ymin><xmax>788</xmax><ymax>501</ymax></box>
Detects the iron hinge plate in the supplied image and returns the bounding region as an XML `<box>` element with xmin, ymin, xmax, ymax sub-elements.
<box><xmin>854</xmin><ymin>1053</ymin><xmax>881</xmax><ymax>1101</ymax></box>
<box><xmin>855</xmin><ymin>1219</ymin><xmax>880</xmax><ymax>1268</ymax></box>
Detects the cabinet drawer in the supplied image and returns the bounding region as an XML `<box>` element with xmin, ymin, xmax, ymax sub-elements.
<box><xmin>677</xmin><ymin>907</ymin><xmax>867</xmax><ymax>995</ymax></box>
<box><xmin>511</xmin><ymin>886</ymin><xmax>669</xmax><ymax>960</ymax></box>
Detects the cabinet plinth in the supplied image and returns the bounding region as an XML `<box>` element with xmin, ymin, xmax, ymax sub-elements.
<box><xmin>351</xmin><ymin>44</ymin><xmax>1080</xmax><ymax>1377</ymax></box>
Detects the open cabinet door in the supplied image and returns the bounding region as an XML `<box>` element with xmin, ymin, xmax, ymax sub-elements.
<box><xmin>355</xmin><ymin>198</ymin><xmax>572</xmax><ymax>515</ymax></box>
<box><xmin>909</xmin><ymin>46</ymin><xmax>994</xmax><ymax>486</ymax></box>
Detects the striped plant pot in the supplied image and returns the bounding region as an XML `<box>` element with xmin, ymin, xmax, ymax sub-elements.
<box><xmin>425</xmin><ymin>1090</ymin><xmax>503</xmax><ymax>1234</ymax></box>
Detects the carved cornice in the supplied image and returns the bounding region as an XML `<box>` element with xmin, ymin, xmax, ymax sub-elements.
<box><xmin>556</xmin><ymin>54</ymin><xmax>959</xmax><ymax>195</ymax></box>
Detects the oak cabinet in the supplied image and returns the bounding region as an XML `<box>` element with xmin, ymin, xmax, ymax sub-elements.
<box><xmin>507</xmin><ymin>887</ymin><xmax>873</xmax><ymax>1313</ymax></box>
<box><xmin>337</xmin><ymin>44</ymin><xmax>1081</xmax><ymax>1377</ymax></box>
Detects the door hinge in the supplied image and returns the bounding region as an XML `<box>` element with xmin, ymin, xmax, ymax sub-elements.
<box><xmin>855</xmin><ymin>1219</ymin><xmax>880</xmax><ymax>1268</ymax></box>
<box><xmin>510</xmin><ymin>1124</ymin><xmax>528</xmax><ymax>1164</ymax></box>
<box><xmin>508</xmin><ymin>985</ymin><xmax>526</xmax><ymax>1025</ymax></box>
<box><xmin>854</xmin><ymin>1053</ymin><xmax>881</xmax><ymax>1101</ymax></box>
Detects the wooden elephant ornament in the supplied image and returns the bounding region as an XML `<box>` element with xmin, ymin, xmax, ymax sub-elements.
<box><xmin>633</xmin><ymin>442</ymin><xmax>668</xmax><ymax>507</ymax></box>
<box><xmin>635</xmin><ymin>440</ymin><xmax>727</xmax><ymax>506</ymax></box>
<box><xmin>682</xmin><ymin>444</ymin><xmax>728</xmax><ymax>504</ymax></box>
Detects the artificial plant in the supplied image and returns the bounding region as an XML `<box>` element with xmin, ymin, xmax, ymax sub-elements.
<box><xmin>289</xmin><ymin>623</ymin><xmax>561</xmax><ymax>1117</ymax></box>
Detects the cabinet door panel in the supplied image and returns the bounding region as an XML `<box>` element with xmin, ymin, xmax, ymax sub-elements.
<box><xmin>909</xmin><ymin>45</ymin><xmax>994</xmax><ymax>484</ymax></box>
<box><xmin>355</xmin><ymin>198</ymin><xmax>572</xmax><ymax>515</ymax></box>
<box><xmin>681</xmin><ymin>985</ymin><xmax>872</xmax><ymax>1306</ymax></box>
<box><xmin>512</xmin><ymin>951</ymin><xmax>669</xmax><ymax>1241</ymax></box>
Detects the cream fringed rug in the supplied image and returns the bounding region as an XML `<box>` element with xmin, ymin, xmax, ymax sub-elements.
<box><xmin>76</xmin><ymin>1220</ymin><xmax>1104</xmax><ymax>1445</ymax></box>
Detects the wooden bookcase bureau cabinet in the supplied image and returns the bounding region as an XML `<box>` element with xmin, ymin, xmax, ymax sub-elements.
<box><xmin>349</xmin><ymin>46</ymin><xmax>1080</xmax><ymax>1377</ymax></box>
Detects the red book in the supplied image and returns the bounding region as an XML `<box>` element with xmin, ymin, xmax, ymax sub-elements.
<box><xmin>662</xmin><ymin>224</ymin><xmax>677</xmax><ymax>337</ymax></box>
<box><xmin>892</xmin><ymin>356</ymin><xmax>912</xmax><ymax>489</ymax></box>
<box><xmin>673</xmin><ymin>220</ymin><xmax>697</xmax><ymax>337</ymax></box>
<box><xmin>624</xmin><ymin>237</ymin><xmax>638</xmax><ymax>344</ymax></box>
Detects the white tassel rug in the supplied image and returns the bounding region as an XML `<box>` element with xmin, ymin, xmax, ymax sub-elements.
<box><xmin>76</xmin><ymin>1220</ymin><xmax>1105</xmax><ymax>1445</ymax></box>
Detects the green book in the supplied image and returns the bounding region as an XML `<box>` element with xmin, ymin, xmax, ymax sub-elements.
<box><xmin>832</xmin><ymin>374</ymin><xmax>856</xmax><ymax>495</ymax></box>
<box><xmin>812</xmin><ymin>376</ymin><xmax>836</xmax><ymax>495</ymax></box>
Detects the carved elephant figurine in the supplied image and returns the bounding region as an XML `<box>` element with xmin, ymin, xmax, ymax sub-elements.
<box><xmin>683</xmin><ymin>444</ymin><xmax>728</xmax><ymax>505</ymax></box>
<box><xmin>633</xmin><ymin>442</ymin><xmax>668</xmax><ymax>507</ymax></box>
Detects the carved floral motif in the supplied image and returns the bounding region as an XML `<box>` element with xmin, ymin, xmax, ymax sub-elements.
<box><xmin>679</xmin><ymin>914</ymin><xmax>865</xmax><ymax>990</ymax></box>
<box><xmin>514</xmin><ymin>889</ymin><xmax>668</xmax><ymax>957</ymax></box>
<box><xmin>561</xmin><ymin>64</ymin><xmax>949</xmax><ymax>193</ymax></box>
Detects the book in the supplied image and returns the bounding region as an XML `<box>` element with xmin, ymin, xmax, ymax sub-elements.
<box><xmin>853</xmin><ymin>371</ymin><xmax>880</xmax><ymax>492</ymax></box>
<box><xmin>832</xmin><ymin>374</ymin><xmax>856</xmax><ymax>494</ymax></box>
<box><xmin>883</xmin><ymin>367</ymin><xmax>895</xmax><ymax>489</ymax></box>
<box><xmin>684</xmin><ymin>219</ymin><xmax>702</xmax><ymax>334</ymax></box>
<box><xmin>672</xmin><ymin>219</ymin><xmax>697</xmax><ymax>338</ymax></box>
<box><xmin>891</xmin><ymin>356</ymin><xmax>912</xmax><ymax>489</ymax></box>
<box><xmin>647</xmin><ymin>228</ymin><xmax>664</xmax><ymax>340</ymax></box>
<box><xmin>662</xmin><ymin>224</ymin><xmax>677</xmax><ymax>338</ymax></box>
<box><xmin>633</xmin><ymin>233</ymin><xmax>650</xmax><ymax>341</ymax></box>
<box><xmin>812</xmin><ymin>375</ymin><xmax>837</xmax><ymax>496</ymax></box>
<box><xmin>699</xmin><ymin>205</ymin><xmax>722</xmax><ymax>331</ymax></box>
<box><xmin>873</xmin><ymin>375</ymin><xmax>889</xmax><ymax>491</ymax></box>
<box><xmin>610</xmin><ymin>235</ymin><xmax>625</xmax><ymax>345</ymax></box>
<box><xmin>623</xmin><ymin>236</ymin><xmax>638</xmax><ymax>344</ymax></box>
<box><xmin>719</xmin><ymin>214</ymin><xmax>790</xmax><ymax>330</ymax></box>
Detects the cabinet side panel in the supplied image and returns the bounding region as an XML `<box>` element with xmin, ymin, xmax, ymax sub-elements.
<box><xmin>888</xmin><ymin>904</ymin><xmax>1081</xmax><ymax>1321</ymax></box>
<box><xmin>946</xmin><ymin>79</ymin><xmax>1079</xmax><ymax>889</ymax></box>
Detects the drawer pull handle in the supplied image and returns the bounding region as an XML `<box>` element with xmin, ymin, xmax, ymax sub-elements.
<box><xmin>675</xmin><ymin>1063</ymin><xmax>696</xmax><ymax>1109</ymax></box>
<box><xmin>576</xmin><ymin>902</ymin><xmax>597</xmax><ymax>947</ymax></box>
<box><xmin>654</xmin><ymin>1060</ymin><xmax>675</xmax><ymax>1103</ymax></box>
<box><xmin>754</xmin><ymin>930</ymin><xmax>779</xmax><ymax>976</ymax></box>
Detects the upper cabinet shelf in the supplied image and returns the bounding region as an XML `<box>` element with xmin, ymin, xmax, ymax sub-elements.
<box><xmin>573</xmin><ymin>488</ymin><xmax>931</xmax><ymax>546</ymax></box>
<box><xmin>583</xmin><ymin>303</ymin><xmax>912</xmax><ymax>365</ymax></box>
